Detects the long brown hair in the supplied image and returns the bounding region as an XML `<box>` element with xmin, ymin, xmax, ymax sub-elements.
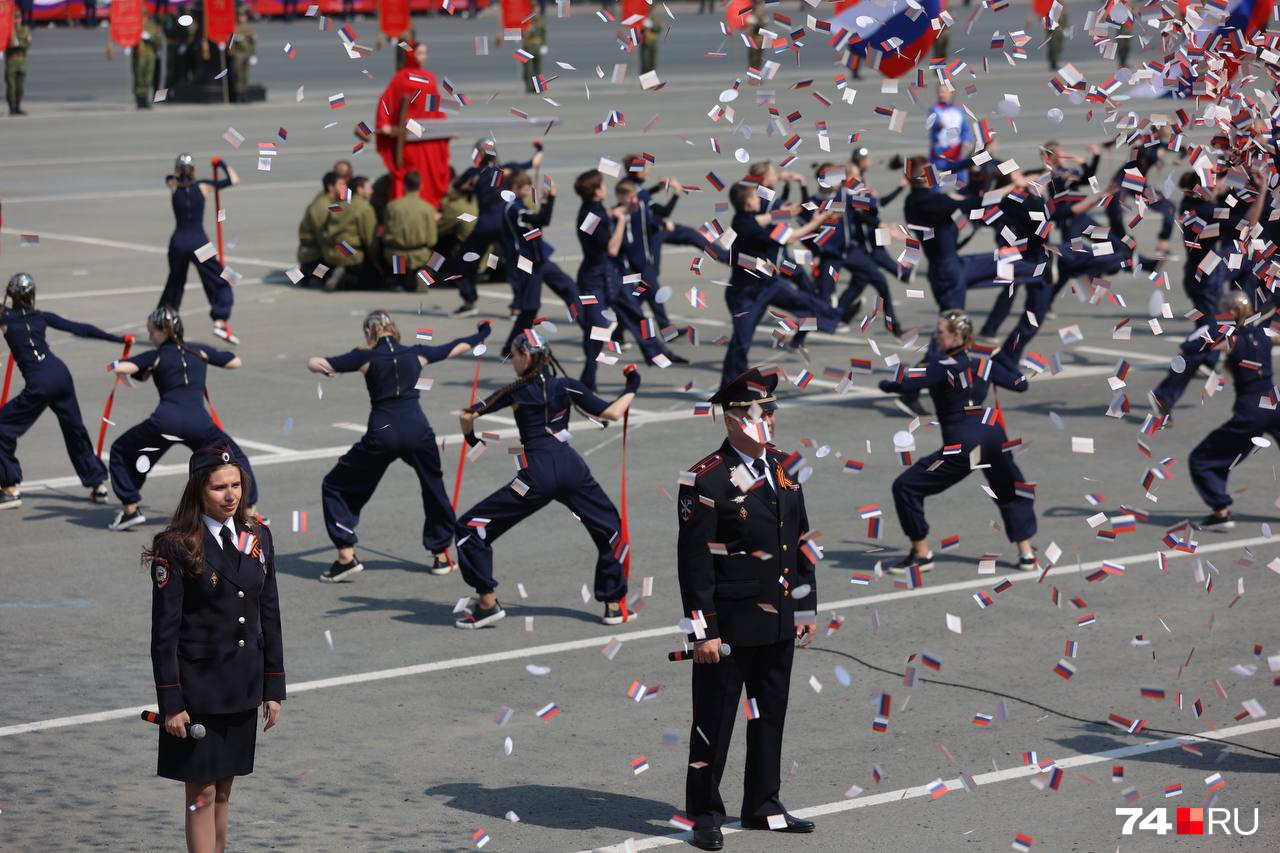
<box><xmin>142</xmin><ymin>463</ymin><xmax>256</xmax><ymax>577</ymax></box>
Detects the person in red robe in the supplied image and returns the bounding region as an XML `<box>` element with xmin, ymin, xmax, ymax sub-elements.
<box><xmin>376</xmin><ymin>41</ymin><xmax>451</xmax><ymax>207</ymax></box>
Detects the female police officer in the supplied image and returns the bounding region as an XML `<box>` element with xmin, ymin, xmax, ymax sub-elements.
<box><xmin>162</xmin><ymin>154</ymin><xmax>241</xmax><ymax>345</ymax></box>
<box><xmin>107</xmin><ymin>307</ymin><xmax>259</xmax><ymax>531</ymax></box>
<box><xmin>147</xmin><ymin>445</ymin><xmax>284</xmax><ymax>853</ymax></box>
<box><xmin>0</xmin><ymin>272</ymin><xmax>130</xmax><ymax>509</ymax></box>
<box><xmin>453</xmin><ymin>334</ymin><xmax>640</xmax><ymax>628</ymax></box>
<box><xmin>877</xmin><ymin>309</ymin><xmax>1039</xmax><ymax>574</ymax></box>
<box><xmin>307</xmin><ymin>311</ymin><xmax>492</xmax><ymax>582</ymax></box>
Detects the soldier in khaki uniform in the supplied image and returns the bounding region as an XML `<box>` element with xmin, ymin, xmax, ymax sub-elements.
<box><xmin>5</xmin><ymin>8</ymin><xmax>31</xmax><ymax>116</ymax></box>
<box><xmin>321</xmin><ymin>183</ymin><xmax>379</xmax><ymax>291</ymax></box>
<box><xmin>522</xmin><ymin>13</ymin><xmax>546</xmax><ymax>94</ymax></box>
<box><xmin>435</xmin><ymin>178</ymin><xmax>479</xmax><ymax>265</ymax></box>
<box><xmin>133</xmin><ymin>17</ymin><xmax>163</xmax><ymax>109</ymax></box>
<box><xmin>298</xmin><ymin>172</ymin><xmax>343</xmax><ymax>277</ymax></box>
<box><xmin>229</xmin><ymin>8</ymin><xmax>256</xmax><ymax>103</ymax></box>
<box><xmin>382</xmin><ymin>171</ymin><xmax>440</xmax><ymax>292</ymax></box>
<box><xmin>640</xmin><ymin>9</ymin><xmax>660</xmax><ymax>76</ymax></box>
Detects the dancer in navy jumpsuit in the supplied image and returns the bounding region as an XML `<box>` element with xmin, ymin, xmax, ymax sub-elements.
<box><xmin>454</xmin><ymin>337</ymin><xmax>640</xmax><ymax>628</ymax></box>
<box><xmin>1188</xmin><ymin>292</ymin><xmax>1280</xmax><ymax>531</ymax></box>
<box><xmin>0</xmin><ymin>273</ymin><xmax>128</xmax><ymax>509</ymax></box>
<box><xmin>574</xmin><ymin>169</ymin><xmax>681</xmax><ymax>367</ymax></box>
<box><xmin>721</xmin><ymin>182</ymin><xmax>840</xmax><ymax>384</ymax></box>
<box><xmin>308</xmin><ymin>312</ymin><xmax>491</xmax><ymax>583</ymax></box>
<box><xmin>160</xmin><ymin>154</ymin><xmax>241</xmax><ymax>345</ymax></box>
<box><xmin>498</xmin><ymin>171</ymin><xmax>609</xmax><ymax>388</ymax></box>
<box><xmin>878</xmin><ymin>309</ymin><xmax>1038</xmax><ymax>574</ymax></box>
<box><xmin>446</xmin><ymin>140</ymin><xmax>540</xmax><ymax>315</ymax></box>
<box><xmin>107</xmin><ymin>307</ymin><xmax>257</xmax><ymax>531</ymax></box>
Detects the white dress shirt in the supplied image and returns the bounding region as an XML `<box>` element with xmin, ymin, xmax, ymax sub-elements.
<box><xmin>731</xmin><ymin>445</ymin><xmax>774</xmax><ymax>490</ymax></box>
<box><xmin>203</xmin><ymin>515</ymin><xmax>237</xmax><ymax>548</ymax></box>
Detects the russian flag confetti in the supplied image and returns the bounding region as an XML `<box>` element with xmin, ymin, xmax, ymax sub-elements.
<box><xmin>328</xmin><ymin>92</ymin><xmax>346</xmax><ymax>108</ymax></box>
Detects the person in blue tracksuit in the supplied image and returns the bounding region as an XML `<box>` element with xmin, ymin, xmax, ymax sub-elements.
<box><xmin>574</xmin><ymin>170</ymin><xmax>683</xmax><ymax>367</ymax></box>
<box><xmin>1188</xmin><ymin>292</ymin><xmax>1280</xmax><ymax>532</ymax></box>
<box><xmin>834</xmin><ymin>176</ymin><xmax>903</xmax><ymax>336</ymax></box>
<box><xmin>446</xmin><ymin>140</ymin><xmax>541</xmax><ymax>316</ymax></box>
<box><xmin>107</xmin><ymin>307</ymin><xmax>258</xmax><ymax>531</ymax></box>
<box><xmin>0</xmin><ymin>272</ymin><xmax>129</xmax><ymax>510</ymax></box>
<box><xmin>877</xmin><ymin>309</ymin><xmax>1038</xmax><ymax>574</ymax></box>
<box><xmin>307</xmin><ymin>312</ymin><xmax>492</xmax><ymax>584</ymax></box>
<box><xmin>453</xmin><ymin>336</ymin><xmax>640</xmax><ymax>628</ymax></box>
<box><xmin>161</xmin><ymin>154</ymin><xmax>241</xmax><ymax>346</ymax></box>
<box><xmin>901</xmin><ymin>155</ymin><xmax>995</xmax><ymax>312</ymax></box>
<box><xmin>498</xmin><ymin>171</ymin><xmax>609</xmax><ymax>389</ymax></box>
<box><xmin>721</xmin><ymin>182</ymin><xmax>841</xmax><ymax>384</ymax></box>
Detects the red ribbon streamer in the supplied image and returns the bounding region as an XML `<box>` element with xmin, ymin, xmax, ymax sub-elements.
<box><xmin>0</xmin><ymin>353</ymin><xmax>14</xmax><ymax>408</ymax></box>
<box><xmin>619</xmin><ymin>408</ymin><xmax>631</xmax><ymax>619</ymax></box>
<box><xmin>211</xmin><ymin>159</ymin><xmax>225</xmax><ymax>266</ymax></box>
<box><xmin>452</xmin><ymin>361</ymin><xmax>482</xmax><ymax>510</ymax></box>
<box><xmin>204</xmin><ymin>389</ymin><xmax>225</xmax><ymax>431</ymax></box>
<box><xmin>95</xmin><ymin>338</ymin><xmax>133</xmax><ymax>457</ymax></box>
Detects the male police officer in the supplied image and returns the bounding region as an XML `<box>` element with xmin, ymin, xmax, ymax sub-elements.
<box><xmin>676</xmin><ymin>367</ymin><xmax>817</xmax><ymax>850</ymax></box>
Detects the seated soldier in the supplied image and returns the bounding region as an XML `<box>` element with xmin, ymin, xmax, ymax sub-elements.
<box><xmin>382</xmin><ymin>170</ymin><xmax>440</xmax><ymax>292</ymax></box>
<box><xmin>298</xmin><ymin>171</ymin><xmax>341</xmax><ymax>278</ymax></box>
<box><xmin>320</xmin><ymin>174</ymin><xmax>379</xmax><ymax>291</ymax></box>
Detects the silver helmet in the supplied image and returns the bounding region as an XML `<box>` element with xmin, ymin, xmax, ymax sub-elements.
<box><xmin>6</xmin><ymin>272</ymin><xmax>35</xmax><ymax>299</ymax></box>
<box><xmin>148</xmin><ymin>305</ymin><xmax>184</xmax><ymax>340</ymax></box>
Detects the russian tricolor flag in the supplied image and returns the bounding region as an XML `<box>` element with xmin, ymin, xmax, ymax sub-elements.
<box><xmin>291</xmin><ymin>511</ymin><xmax>307</xmax><ymax>534</ymax></box>
<box><xmin>328</xmin><ymin>92</ymin><xmax>346</xmax><ymax>109</ymax></box>
<box><xmin>743</xmin><ymin>697</ymin><xmax>762</xmax><ymax>720</ymax></box>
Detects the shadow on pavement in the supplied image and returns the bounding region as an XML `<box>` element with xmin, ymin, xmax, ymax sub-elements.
<box><xmin>424</xmin><ymin>781</ymin><xmax>674</xmax><ymax>834</ymax></box>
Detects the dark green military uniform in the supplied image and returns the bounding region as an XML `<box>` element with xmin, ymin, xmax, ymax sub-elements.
<box><xmin>383</xmin><ymin>193</ymin><xmax>439</xmax><ymax>291</ymax></box>
<box><xmin>133</xmin><ymin>17</ymin><xmax>163</xmax><ymax>109</ymax></box>
<box><xmin>5</xmin><ymin>12</ymin><xmax>30</xmax><ymax>116</ymax></box>
<box><xmin>321</xmin><ymin>196</ymin><xmax>379</xmax><ymax>269</ymax></box>
<box><xmin>229</xmin><ymin>14</ymin><xmax>255</xmax><ymax>102</ymax></box>
<box><xmin>298</xmin><ymin>191</ymin><xmax>331</xmax><ymax>269</ymax></box>
<box><xmin>522</xmin><ymin>15</ymin><xmax>545</xmax><ymax>94</ymax></box>
<box><xmin>746</xmin><ymin>6</ymin><xmax>764</xmax><ymax>73</ymax></box>
<box><xmin>640</xmin><ymin>12</ymin><xmax>660</xmax><ymax>76</ymax></box>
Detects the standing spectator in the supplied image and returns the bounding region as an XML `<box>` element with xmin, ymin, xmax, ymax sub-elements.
<box><xmin>5</xmin><ymin>6</ymin><xmax>30</xmax><ymax>116</ymax></box>
<box><xmin>229</xmin><ymin>8</ymin><xmax>256</xmax><ymax>103</ymax></box>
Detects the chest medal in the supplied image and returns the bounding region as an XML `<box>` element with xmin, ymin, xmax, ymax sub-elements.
<box><xmin>210</xmin><ymin>571</ymin><xmax>218</xmax><ymax>590</ymax></box>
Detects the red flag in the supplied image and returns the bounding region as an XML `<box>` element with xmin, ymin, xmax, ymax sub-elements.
<box><xmin>0</xmin><ymin>0</ymin><xmax>14</xmax><ymax>57</ymax></box>
<box><xmin>204</xmin><ymin>0</ymin><xmax>236</xmax><ymax>46</ymax></box>
<box><xmin>622</xmin><ymin>0</ymin><xmax>647</xmax><ymax>28</ymax></box>
<box><xmin>110</xmin><ymin>0</ymin><xmax>144</xmax><ymax>50</ymax></box>
<box><xmin>501</xmin><ymin>0</ymin><xmax>531</xmax><ymax>32</ymax></box>
<box><xmin>379</xmin><ymin>0</ymin><xmax>410</xmax><ymax>39</ymax></box>
<box><xmin>1032</xmin><ymin>0</ymin><xmax>1053</xmax><ymax>16</ymax></box>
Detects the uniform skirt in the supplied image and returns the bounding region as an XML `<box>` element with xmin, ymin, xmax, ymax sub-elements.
<box><xmin>157</xmin><ymin>710</ymin><xmax>257</xmax><ymax>782</ymax></box>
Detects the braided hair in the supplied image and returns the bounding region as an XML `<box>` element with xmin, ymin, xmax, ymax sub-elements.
<box><xmin>470</xmin><ymin>335</ymin><xmax>565</xmax><ymax>415</ymax></box>
<box><xmin>939</xmin><ymin>308</ymin><xmax>974</xmax><ymax>352</ymax></box>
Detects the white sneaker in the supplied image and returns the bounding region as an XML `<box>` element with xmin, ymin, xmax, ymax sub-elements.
<box><xmin>212</xmin><ymin>321</ymin><xmax>240</xmax><ymax>345</ymax></box>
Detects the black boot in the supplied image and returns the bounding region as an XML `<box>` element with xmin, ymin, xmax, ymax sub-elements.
<box><xmin>136</xmin><ymin>94</ymin><xmax>151</xmax><ymax>109</ymax></box>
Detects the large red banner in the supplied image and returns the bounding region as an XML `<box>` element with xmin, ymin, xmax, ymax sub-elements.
<box><xmin>380</xmin><ymin>0</ymin><xmax>409</xmax><ymax>38</ymax></box>
<box><xmin>0</xmin><ymin>0</ymin><xmax>13</xmax><ymax>55</ymax></box>
<box><xmin>622</xmin><ymin>0</ymin><xmax>647</xmax><ymax>28</ymax></box>
<box><xmin>205</xmin><ymin>0</ymin><xmax>236</xmax><ymax>45</ymax></box>
<box><xmin>111</xmin><ymin>0</ymin><xmax>145</xmax><ymax>50</ymax></box>
<box><xmin>501</xmin><ymin>0</ymin><xmax>530</xmax><ymax>31</ymax></box>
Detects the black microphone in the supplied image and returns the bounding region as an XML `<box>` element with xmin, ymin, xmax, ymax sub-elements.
<box><xmin>141</xmin><ymin>709</ymin><xmax>206</xmax><ymax>739</ymax></box>
<box><xmin>669</xmin><ymin>643</ymin><xmax>733</xmax><ymax>662</ymax></box>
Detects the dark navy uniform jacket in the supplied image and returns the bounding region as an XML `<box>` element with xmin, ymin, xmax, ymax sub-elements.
<box><xmin>501</xmin><ymin>195</ymin><xmax>556</xmax><ymax>270</ymax></box>
<box><xmin>124</xmin><ymin>341</ymin><xmax>235</xmax><ymax>434</ymax></box>
<box><xmin>169</xmin><ymin>179</ymin><xmax>229</xmax><ymax>252</ymax></box>
<box><xmin>676</xmin><ymin>439</ymin><xmax>816</xmax><ymax>647</ymax></box>
<box><xmin>879</xmin><ymin>350</ymin><xmax>1028</xmax><ymax>446</ymax></box>
<box><xmin>151</xmin><ymin>521</ymin><xmax>285</xmax><ymax>717</ymax></box>
<box><xmin>453</xmin><ymin>158</ymin><xmax>532</xmax><ymax>230</ymax></box>
<box><xmin>1221</xmin><ymin>325</ymin><xmax>1276</xmax><ymax>420</ymax></box>
<box><xmin>1</xmin><ymin>307</ymin><xmax>124</xmax><ymax>384</ymax></box>
<box><xmin>729</xmin><ymin>211</ymin><xmax>785</xmax><ymax>289</ymax></box>
<box><xmin>325</xmin><ymin>335</ymin><xmax>462</xmax><ymax>427</ymax></box>
<box><xmin>477</xmin><ymin>372</ymin><xmax>610</xmax><ymax>451</ymax></box>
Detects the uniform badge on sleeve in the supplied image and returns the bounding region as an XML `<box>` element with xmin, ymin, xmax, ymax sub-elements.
<box><xmin>153</xmin><ymin>558</ymin><xmax>170</xmax><ymax>589</ymax></box>
<box><xmin>679</xmin><ymin>496</ymin><xmax>694</xmax><ymax>523</ymax></box>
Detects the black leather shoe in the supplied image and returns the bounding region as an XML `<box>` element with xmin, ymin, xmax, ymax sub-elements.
<box><xmin>740</xmin><ymin>812</ymin><xmax>815</xmax><ymax>833</ymax></box>
<box><xmin>690</xmin><ymin>826</ymin><xmax>723</xmax><ymax>850</ymax></box>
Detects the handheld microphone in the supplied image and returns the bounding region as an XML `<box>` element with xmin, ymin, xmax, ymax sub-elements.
<box><xmin>141</xmin><ymin>709</ymin><xmax>206</xmax><ymax>740</ymax></box>
<box><xmin>668</xmin><ymin>643</ymin><xmax>732</xmax><ymax>662</ymax></box>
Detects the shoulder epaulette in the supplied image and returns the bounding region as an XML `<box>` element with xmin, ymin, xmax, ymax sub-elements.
<box><xmin>688</xmin><ymin>452</ymin><xmax>723</xmax><ymax>478</ymax></box>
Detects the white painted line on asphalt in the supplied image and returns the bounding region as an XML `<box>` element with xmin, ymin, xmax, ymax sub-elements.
<box><xmin>331</xmin><ymin>422</ymin><xmax>369</xmax><ymax>434</ymax></box>
<box><xmin>575</xmin><ymin>716</ymin><xmax>1280</xmax><ymax>853</ymax></box>
<box><xmin>35</xmin><ymin>279</ymin><xmax>266</xmax><ymax>302</ymax></box>
<box><xmin>1075</xmin><ymin>345</ymin><xmax>1170</xmax><ymax>363</ymax></box>
<box><xmin>0</xmin><ymin>227</ymin><xmax>290</xmax><ymax>270</ymax></box>
<box><xmin>0</xmin><ymin>534</ymin><xmax>1267</xmax><ymax>740</ymax></box>
<box><xmin>230</xmin><ymin>437</ymin><xmax>297</xmax><ymax>456</ymax></box>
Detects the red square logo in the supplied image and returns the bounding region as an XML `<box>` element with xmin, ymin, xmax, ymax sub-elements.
<box><xmin>1177</xmin><ymin>808</ymin><xmax>1204</xmax><ymax>835</ymax></box>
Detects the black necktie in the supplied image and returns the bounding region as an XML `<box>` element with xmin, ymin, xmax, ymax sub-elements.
<box><xmin>751</xmin><ymin>458</ymin><xmax>773</xmax><ymax>493</ymax></box>
<box><xmin>220</xmin><ymin>526</ymin><xmax>236</xmax><ymax>556</ymax></box>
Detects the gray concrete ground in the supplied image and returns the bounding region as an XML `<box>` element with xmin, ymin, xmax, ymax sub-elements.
<box><xmin>1</xmin><ymin>5</ymin><xmax>1278</xmax><ymax>853</ymax></box>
